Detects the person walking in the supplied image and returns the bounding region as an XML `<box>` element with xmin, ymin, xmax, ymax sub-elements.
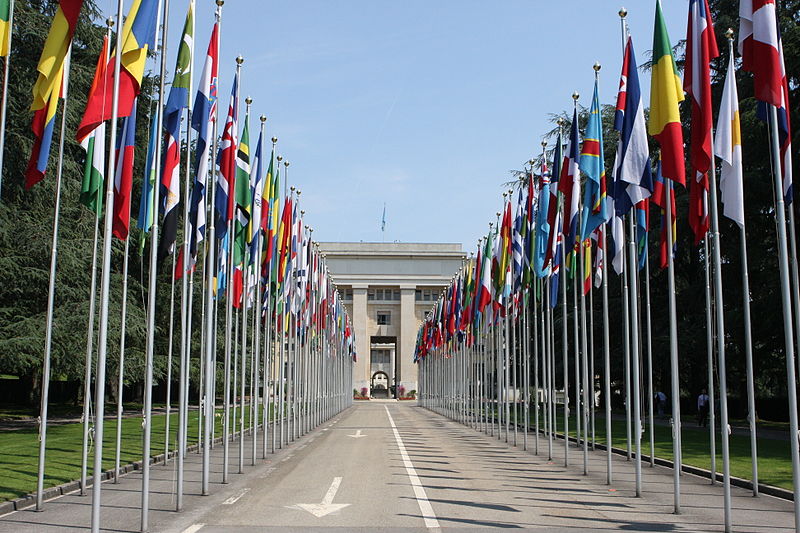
<box><xmin>697</xmin><ymin>389</ymin><xmax>710</xmax><ymax>427</ymax></box>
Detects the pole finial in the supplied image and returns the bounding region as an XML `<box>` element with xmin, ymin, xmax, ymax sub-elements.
<box><xmin>290</xmin><ymin>186</ymin><xmax>295</xmax><ymax>192</ymax></box>
<box><xmin>216</xmin><ymin>0</ymin><xmax>224</xmax><ymax>5</ymax></box>
<box><xmin>284</xmin><ymin>161</ymin><xmax>289</xmax><ymax>167</ymax></box>
<box><xmin>236</xmin><ymin>55</ymin><xmax>244</xmax><ymax>65</ymax></box>
<box><xmin>572</xmin><ymin>91</ymin><xmax>580</xmax><ymax>101</ymax></box>
<box><xmin>271</xmin><ymin>136</ymin><xmax>278</xmax><ymax>143</ymax></box>
<box><xmin>260</xmin><ymin>115</ymin><xmax>267</xmax><ymax>123</ymax></box>
<box><xmin>541</xmin><ymin>140</ymin><xmax>547</xmax><ymax>148</ymax></box>
<box><xmin>107</xmin><ymin>17</ymin><xmax>115</xmax><ymax>28</ymax></box>
<box><xmin>593</xmin><ymin>62</ymin><xmax>602</xmax><ymax>72</ymax></box>
<box><xmin>619</xmin><ymin>7</ymin><xmax>627</xmax><ymax>18</ymax></box>
<box><xmin>245</xmin><ymin>96</ymin><xmax>253</xmax><ymax>106</ymax></box>
<box><xmin>277</xmin><ymin>155</ymin><xmax>283</xmax><ymax>162</ymax></box>
<box><xmin>725</xmin><ymin>27</ymin><xmax>734</xmax><ymax>41</ymax></box>
<box><xmin>556</xmin><ymin>117</ymin><xmax>564</xmax><ymax>127</ymax></box>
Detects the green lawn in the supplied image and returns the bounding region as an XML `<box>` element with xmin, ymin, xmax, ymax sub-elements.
<box><xmin>0</xmin><ymin>404</ymin><xmax>268</xmax><ymax>502</ymax></box>
<box><xmin>478</xmin><ymin>406</ymin><xmax>793</xmax><ymax>490</ymax></box>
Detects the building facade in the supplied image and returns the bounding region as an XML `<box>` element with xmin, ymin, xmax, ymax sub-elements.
<box><xmin>318</xmin><ymin>242</ymin><xmax>464</xmax><ymax>398</ymax></box>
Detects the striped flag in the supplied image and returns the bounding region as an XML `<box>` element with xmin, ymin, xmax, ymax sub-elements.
<box><xmin>648</xmin><ymin>0</ymin><xmax>685</xmax><ymax>187</ymax></box>
<box><xmin>79</xmin><ymin>35</ymin><xmax>109</xmax><ymax>215</ymax></box>
<box><xmin>189</xmin><ymin>20</ymin><xmax>218</xmax><ymax>263</ymax></box>
<box><xmin>579</xmin><ymin>78</ymin><xmax>608</xmax><ymax>240</ymax></box>
<box><xmin>158</xmin><ymin>2</ymin><xmax>194</xmax><ymax>261</ymax></box>
<box><xmin>558</xmin><ymin>108</ymin><xmax>581</xmax><ymax>270</ymax></box>
<box><xmin>112</xmin><ymin>99</ymin><xmax>137</xmax><ymax>240</ymax></box>
<box><xmin>216</xmin><ymin>67</ymin><xmax>239</xmax><ymax>238</ymax></box>
<box><xmin>0</xmin><ymin>0</ymin><xmax>12</xmax><ymax>57</ymax></box>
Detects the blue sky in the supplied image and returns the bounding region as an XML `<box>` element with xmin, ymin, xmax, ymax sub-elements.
<box><xmin>107</xmin><ymin>0</ymin><xmax>689</xmax><ymax>252</ymax></box>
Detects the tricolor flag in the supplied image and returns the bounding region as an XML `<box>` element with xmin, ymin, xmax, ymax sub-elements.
<box><xmin>79</xmin><ymin>35</ymin><xmax>109</xmax><ymax>215</ymax></box>
<box><xmin>216</xmin><ymin>67</ymin><xmax>239</xmax><ymax>238</ymax></box>
<box><xmin>715</xmin><ymin>45</ymin><xmax>744</xmax><ymax>227</ymax></box>
<box><xmin>158</xmin><ymin>3</ymin><xmax>194</xmax><ymax>261</ymax></box>
<box><xmin>477</xmin><ymin>230</ymin><xmax>493</xmax><ymax>316</ymax></box>
<box><xmin>249</xmin><ymin>125</ymin><xmax>265</xmax><ymax>259</ymax></box>
<box><xmin>579</xmin><ymin>79</ymin><xmax>608</xmax><ymax>240</ymax></box>
<box><xmin>25</xmin><ymin>62</ymin><xmax>64</xmax><ymax>190</ymax></box>
<box><xmin>77</xmin><ymin>0</ymin><xmax>158</xmax><ymax>140</ymax></box>
<box><xmin>684</xmin><ymin>0</ymin><xmax>718</xmax><ymax>245</ymax></box>
<box><xmin>189</xmin><ymin>20</ymin><xmax>219</xmax><ymax>263</ymax></box>
<box><xmin>512</xmin><ymin>187</ymin><xmax>525</xmax><ymax>291</ymax></box>
<box><xmin>648</xmin><ymin>0</ymin><xmax>685</xmax><ymax>186</ymax></box>
<box><xmin>591</xmin><ymin>227</ymin><xmax>604</xmax><ymax>288</ymax></box>
<box><xmin>233</xmin><ymin>112</ymin><xmax>252</xmax><ymax>275</ymax></box>
<box><xmin>543</xmin><ymin>131</ymin><xmax>563</xmax><ymax>270</ymax></box>
<box><xmin>112</xmin><ymin>99</ymin><xmax>137</xmax><ymax>240</ymax></box>
<box><xmin>652</xmin><ymin>159</ymin><xmax>676</xmax><ymax>269</ymax></box>
<box><xmin>534</xmin><ymin>157</ymin><xmax>551</xmax><ymax>278</ymax></box>
<box><xmin>558</xmin><ymin>108</ymin><xmax>581</xmax><ymax>271</ymax></box>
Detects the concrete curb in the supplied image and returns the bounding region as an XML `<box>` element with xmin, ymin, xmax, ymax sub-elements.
<box><xmin>0</xmin><ymin>432</ymin><xmax>232</xmax><ymax>516</ymax></box>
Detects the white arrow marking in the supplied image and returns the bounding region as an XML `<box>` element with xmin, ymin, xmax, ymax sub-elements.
<box><xmin>347</xmin><ymin>429</ymin><xmax>366</xmax><ymax>438</ymax></box>
<box><xmin>288</xmin><ymin>476</ymin><xmax>350</xmax><ymax>517</ymax></box>
<box><xmin>222</xmin><ymin>488</ymin><xmax>250</xmax><ymax>505</ymax></box>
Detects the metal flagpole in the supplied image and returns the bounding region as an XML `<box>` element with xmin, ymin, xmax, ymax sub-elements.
<box><xmin>81</xmin><ymin>216</ymin><xmax>100</xmax><ymax>494</ymax></box>
<box><xmin>165</xmin><ymin>254</ymin><xmax>176</xmax><ymax>461</ymax></box>
<box><xmin>533</xmin><ymin>274</ymin><xmax>540</xmax><ymax>455</ymax></box>
<box><xmin>644</xmin><ymin>244</ymin><xmax>655</xmax><ymax>467</ymax></box>
<box><xmin>664</xmin><ymin>178</ymin><xmax>683</xmax><ymax>515</ymax></box>
<box><xmin>176</xmin><ymin>3</ymin><xmax>196</xmax><ymax>504</ymax></box>
<box><xmin>580</xmin><ymin>239</ymin><xmax>589</xmax><ymax>475</ymax></box>
<box><xmin>601</xmin><ymin>223</ymin><xmax>612</xmax><ymax>483</ymax></box>
<box><xmin>252</xmin><ymin>115</ymin><xmax>267</xmax><ymax>464</ymax></box>
<box><xmin>560</xmin><ymin>229</ymin><xmax>569</xmax><ymax>466</ymax></box>
<box><xmin>706</xmin><ymin>95</ymin><xmax>733</xmax><ymax>533</ymax></box>
<box><xmin>115</xmin><ymin>236</ymin><xmax>131</xmax><ymax>480</ymax></box>
<box><xmin>545</xmin><ymin>276</ymin><xmax>553</xmax><ymax>460</ymax></box>
<box><xmin>627</xmin><ymin>211</ymin><xmax>642</xmax><ymax>496</ymax></box>
<box><xmin>0</xmin><ymin>0</ymin><xmax>14</xmax><ymax>200</ymax></box>
<box><xmin>202</xmin><ymin>0</ymin><xmax>223</xmax><ymax>496</ymax></box>
<box><xmin>702</xmin><ymin>235</ymin><xmax>717</xmax><ymax>483</ymax></box>
<box><xmin>141</xmin><ymin>0</ymin><xmax>168</xmax><ymax>527</ymax></box>
<box><xmin>721</xmin><ymin>30</ymin><xmax>757</xmax><ymax>493</ymax></box>
<box><xmin>36</xmin><ymin>47</ymin><xmax>73</xmax><ymax>510</ymax></box>
<box><xmin>588</xmin><ymin>262</ymin><xmax>595</xmax><ymax>450</ymax></box>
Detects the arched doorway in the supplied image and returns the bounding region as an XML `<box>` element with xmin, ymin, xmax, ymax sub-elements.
<box><xmin>371</xmin><ymin>371</ymin><xmax>389</xmax><ymax>398</ymax></box>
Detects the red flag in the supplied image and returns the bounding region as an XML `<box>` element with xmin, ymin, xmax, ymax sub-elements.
<box><xmin>112</xmin><ymin>100</ymin><xmax>137</xmax><ymax>240</ymax></box>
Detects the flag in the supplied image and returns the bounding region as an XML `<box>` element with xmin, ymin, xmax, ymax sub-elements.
<box><xmin>715</xmin><ymin>45</ymin><xmax>744</xmax><ymax>227</ymax></box>
<box><xmin>77</xmin><ymin>0</ymin><xmax>158</xmax><ymax>140</ymax></box>
<box><xmin>652</xmin><ymin>159</ymin><xmax>676</xmax><ymax>269</ymax></box>
<box><xmin>543</xmin><ymin>131</ymin><xmax>563</xmax><ymax>270</ymax></box>
<box><xmin>549</xmin><ymin>235</ymin><xmax>562</xmax><ymax>309</ymax></box>
<box><xmin>79</xmin><ymin>36</ymin><xmax>109</xmax><ymax>214</ymax></box>
<box><xmin>591</xmin><ymin>227</ymin><xmax>604</xmax><ymax>288</ymax></box>
<box><xmin>24</xmin><ymin>63</ymin><xmax>63</xmax><ymax>189</ymax></box>
<box><xmin>137</xmin><ymin>109</ymin><xmax>159</xmax><ymax>253</ymax></box>
<box><xmin>216</xmin><ymin>67</ymin><xmax>239</xmax><ymax>238</ymax></box>
<box><xmin>189</xmin><ymin>19</ymin><xmax>219</xmax><ymax>263</ymax></box>
<box><xmin>512</xmin><ymin>188</ymin><xmax>525</xmax><ymax>291</ymax></box>
<box><xmin>614</xmin><ymin>36</ymin><xmax>652</xmax><ymax>210</ymax></box>
<box><xmin>739</xmin><ymin>0</ymin><xmax>783</xmax><ymax>107</ymax></box>
<box><xmin>580</xmin><ymin>79</ymin><xmax>608</xmax><ymax>240</ymax></box>
<box><xmin>582</xmin><ymin>238</ymin><xmax>591</xmax><ymax>295</ymax></box>
<box><xmin>534</xmin><ymin>158</ymin><xmax>551</xmax><ymax>278</ymax></box>
<box><xmin>30</xmin><ymin>0</ymin><xmax>82</xmax><ymax>112</ymax></box>
<box><xmin>0</xmin><ymin>0</ymin><xmax>12</xmax><ymax>57</ymax></box>
<box><xmin>112</xmin><ymin>99</ymin><xmax>136</xmax><ymax>240</ymax></box>
<box><xmin>685</xmin><ymin>0</ymin><xmax>718</xmax><ymax>245</ymax></box>
<box><xmin>158</xmin><ymin>3</ymin><xmax>194</xmax><ymax>261</ymax></box>
<box><xmin>234</xmin><ymin>112</ymin><xmax>252</xmax><ymax>268</ymax></box>
<box><xmin>648</xmin><ymin>0</ymin><xmax>685</xmax><ymax>186</ymax></box>
<box><xmin>635</xmin><ymin>199</ymin><xmax>648</xmax><ymax>270</ymax></box>
<box><xmin>249</xmin><ymin>125</ymin><xmax>265</xmax><ymax>259</ymax></box>
<box><xmin>558</xmin><ymin>108</ymin><xmax>581</xmax><ymax>271</ymax></box>
<box><xmin>381</xmin><ymin>204</ymin><xmax>386</xmax><ymax>232</ymax></box>
<box><xmin>477</xmin><ymin>230</ymin><xmax>493</xmax><ymax>315</ymax></box>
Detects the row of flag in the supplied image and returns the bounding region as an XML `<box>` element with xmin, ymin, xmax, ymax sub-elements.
<box><xmin>414</xmin><ymin>0</ymin><xmax>792</xmax><ymax>360</ymax></box>
<box><xmin>15</xmin><ymin>0</ymin><xmax>356</xmax><ymax>353</ymax></box>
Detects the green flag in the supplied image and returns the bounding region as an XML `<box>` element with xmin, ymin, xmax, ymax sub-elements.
<box><xmin>234</xmin><ymin>113</ymin><xmax>252</xmax><ymax>267</ymax></box>
<box><xmin>80</xmin><ymin>123</ymin><xmax>105</xmax><ymax>215</ymax></box>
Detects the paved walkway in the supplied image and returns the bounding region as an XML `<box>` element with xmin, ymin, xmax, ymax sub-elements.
<box><xmin>0</xmin><ymin>402</ymin><xmax>793</xmax><ymax>532</ymax></box>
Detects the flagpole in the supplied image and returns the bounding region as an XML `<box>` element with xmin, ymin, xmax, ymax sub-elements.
<box><xmin>80</xmin><ymin>210</ymin><xmax>101</xmax><ymax>495</ymax></box>
<box><xmin>702</xmin><ymin>235</ymin><xmax>716</xmax><ymax>483</ymax></box>
<box><xmin>627</xmin><ymin>206</ymin><xmax>642</xmax><ymax>496</ymax></box>
<box><xmin>721</xmin><ymin>29</ymin><xmax>757</xmax><ymax>495</ymax></box>
<box><xmin>252</xmin><ymin>114</ymin><xmax>267</xmax><ymax>464</ymax></box>
<box><xmin>141</xmin><ymin>0</ymin><xmax>169</xmax><ymax>528</ymax></box>
<box><xmin>176</xmin><ymin>1</ymin><xmax>196</xmax><ymax>507</ymax></box>
<box><xmin>663</xmin><ymin>177</ymin><xmax>683</xmax><ymax>515</ymax></box>
<box><xmin>601</xmin><ymin>222</ymin><xmax>612</xmax><ymax>484</ymax></box>
<box><xmin>115</xmin><ymin>235</ymin><xmax>131</xmax><ymax>479</ymax></box>
<box><xmin>0</xmin><ymin>0</ymin><xmax>14</xmax><ymax>200</ymax></box>
<box><xmin>33</xmin><ymin>41</ymin><xmax>72</xmax><ymax>513</ymax></box>
<box><xmin>165</xmin><ymin>254</ymin><xmax>176</xmax><ymax>462</ymax></box>
<box><xmin>643</xmin><ymin>239</ymin><xmax>655</xmax><ymax>467</ymax></box>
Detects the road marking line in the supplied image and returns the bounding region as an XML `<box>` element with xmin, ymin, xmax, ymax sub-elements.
<box><xmin>385</xmin><ymin>405</ymin><xmax>440</xmax><ymax>529</ymax></box>
<box><xmin>222</xmin><ymin>488</ymin><xmax>250</xmax><ymax>505</ymax></box>
<box><xmin>181</xmin><ymin>524</ymin><xmax>205</xmax><ymax>533</ymax></box>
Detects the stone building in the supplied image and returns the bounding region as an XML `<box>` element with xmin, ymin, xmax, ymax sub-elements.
<box><xmin>318</xmin><ymin>242</ymin><xmax>464</xmax><ymax>398</ymax></box>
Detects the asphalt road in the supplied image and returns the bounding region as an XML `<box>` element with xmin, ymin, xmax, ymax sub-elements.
<box><xmin>0</xmin><ymin>401</ymin><xmax>794</xmax><ymax>532</ymax></box>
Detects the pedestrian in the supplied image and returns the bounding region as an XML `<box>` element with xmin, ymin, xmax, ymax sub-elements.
<box><xmin>697</xmin><ymin>389</ymin><xmax>710</xmax><ymax>427</ymax></box>
<box><xmin>655</xmin><ymin>391</ymin><xmax>667</xmax><ymax>416</ymax></box>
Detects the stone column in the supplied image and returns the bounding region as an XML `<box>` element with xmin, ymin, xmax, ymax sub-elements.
<box><xmin>399</xmin><ymin>286</ymin><xmax>418</xmax><ymax>395</ymax></box>
<box><xmin>352</xmin><ymin>285</ymin><xmax>370</xmax><ymax>396</ymax></box>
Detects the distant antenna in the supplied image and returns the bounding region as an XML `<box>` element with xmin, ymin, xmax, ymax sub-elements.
<box><xmin>381</xmin><ymin>203</ymin><xmax>386</xmax><ymax>242</ymax></box>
